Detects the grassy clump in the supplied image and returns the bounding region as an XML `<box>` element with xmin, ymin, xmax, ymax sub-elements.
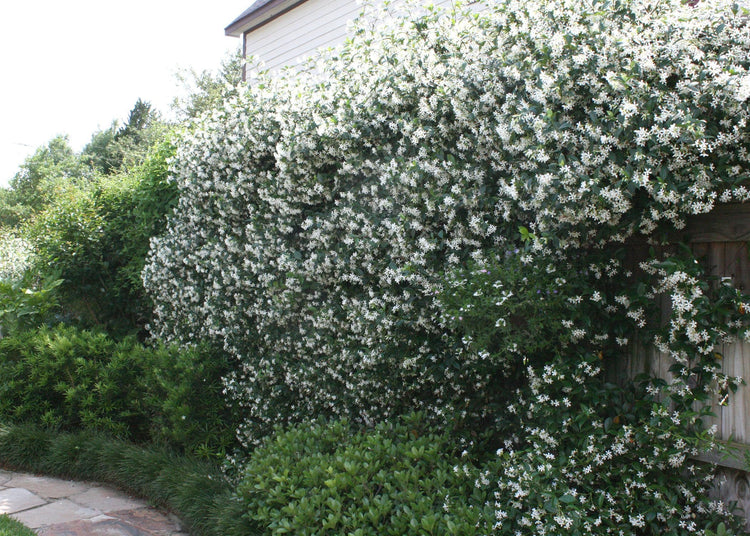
<box><xmin>0</xmin><ymin>515</ymin><xmax>36</xmax><ymax>536</ymax></box>
<box><xmin>0</xmin><ymin>424</ymin><xmax>258</xmax><ymax>536</ymax></box>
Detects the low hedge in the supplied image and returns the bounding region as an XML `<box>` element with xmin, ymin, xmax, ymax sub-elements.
<box><xmin>237</xmin><ymin>413</ymin><xmax>494</xmax><ymax>535</ymax></box>
<box><xmin>0</xmin><ymin>324</ymin><xmax>239</xmax><ymax>456</ymax></box>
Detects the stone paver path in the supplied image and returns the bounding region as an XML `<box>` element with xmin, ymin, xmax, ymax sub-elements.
<box><xmin>0</xmin><ymin>469</ymin><xmax>187</xmax><ymax>535</ymax></box>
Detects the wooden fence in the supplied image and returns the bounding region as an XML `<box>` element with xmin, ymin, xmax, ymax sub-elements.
<box><xmin>621</xmin><ymin>204</ymin><xmax>750</xmax><ymax>523</ymax></box>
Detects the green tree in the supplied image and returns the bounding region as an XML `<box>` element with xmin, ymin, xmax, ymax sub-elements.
<box><xmin>82</xmin><ymin>99</ymin><xmax>164</xmax><ymax>175</ymax></box>
<box><xmin>0</xmin><ymin>188</ymin><xmax>32</xmax><ymax>229</ymax></box>
<box><xmin>116</xmin><ymin>98</ymin><xmax>154</xmax><ymax>140</ymax></box>
<box><xmin>0</xmin><ymin>136</ymin><xmax>88</xmax><ymax>228</ymax></box>
<box><xmin>29</xmin><ymin>139</ymin><xmax>178</xmax><ymax>337</ymax></box>
<box><xmin>81</xmin><ymin>123</ymin><xmax>119</xmax><ymax>175</ymax></box>
<box><xmin>171</xmin><ymin>52</ymin><xmax>244</xmax><ymax>121</ymax></box>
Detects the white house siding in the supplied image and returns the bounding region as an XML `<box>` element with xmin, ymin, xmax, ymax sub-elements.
<box><xmin>243</xmin><ymin>0</ymin><xmax>479</xmax><ymax>74</ymax></box>
<box><xmin>244</xmin><ymin>0</ymin><xmax>362</xmax><ymax>73</ymax></box>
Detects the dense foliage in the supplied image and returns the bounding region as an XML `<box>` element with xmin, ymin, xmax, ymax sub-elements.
<box><xmin>238</xmin><ymin>414</ymin><xmax>492</xmax><ymax>535</ymax></box>
<box><xmin>0</xmin><ymin>136</ymin><xmax>89</xmax><ymax>228</ymax></box>
<box><xmin>145</xmin><ymin>0</ymin><xmax>750</xmax><ymax>439</ymax></box>
<box><xmin>0</xmin><ymin>233</ymin><xmax>61</xmax><ymax>338</ymax></box>
<box><xmin>82</xmin><ymin>99</ymin><xmax>164</xmax><ymax>175</ymax></box>
<box><xmin>237</xmin><ymin>352</ymin><xmax>746</xmax><ymax>535</ymax></box>
<box><xmin>27</xmin><ymin>141</ymin><xmax>178</xmax><ymax>335</ymax></box>
<box><xmin>140</xmin><ymin>0</ymin><xmax>750</xmax><ymax>532</ymax></box>
<box><xmin>479</xmin><ymin>351</ymin><xmax>742</xmax><ymax>535</ymax></box>
<box><xmin>0</xmin><ymin>325</ymin><xmax>237</xmax><ymax>455</ymax></box>
<box><xmin>1</xmin><ymin>0</ymin><xmax>749</xmax><ymax>533</ymax></box>
<box><xmin>0</xmin><ymin>42</ymin><xmax>248</xmax><ymax>536</ymax></box>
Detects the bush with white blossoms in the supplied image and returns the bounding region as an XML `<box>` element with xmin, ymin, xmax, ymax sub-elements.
<box><xmin>145</xmin><ymin>0</ymin><xmax>749</xmax><ymax>438</ymax></box>
<box><xmin>0</xmin><ymin>233</ymin><xmax>33</xmax><ymax>284</ymax></box>
<box><xmin>144</xmin><ymin>0</ymin><xmax>750</xmax><ymax>530</ymax></box>
<box><xmin>479</xmin><ymin>352</ymin><xmax>744</xmax><ymax>535</ymax></box>
<box><xmin>439</xmin><ymin>247</ymin><xmax>749</xmax><ymax>533</ymax></box>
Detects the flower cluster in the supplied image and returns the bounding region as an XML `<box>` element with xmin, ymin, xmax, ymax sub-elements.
<box><xmin>621</xmin><ymin>253</ymin><xmax>748</xmax><ymax>425</ymax></box>
<box><xmin>481</xmin><ymin>353</ymin><xmax>743</xmax><ymax>535</ymax></box>
<box><xmin>436</xmin><ymin>248</ymin><xmax>615</xmax><ymax>428</ymax></box>
<box><xmin>143</xmin><ymin>0</ymin><xmax>750</xmax><ymax>455</ymax></box>
<box><xmin>0</xmin><ymin>233</ymin><xmax>33</xmax><ymax>283</ymax></box>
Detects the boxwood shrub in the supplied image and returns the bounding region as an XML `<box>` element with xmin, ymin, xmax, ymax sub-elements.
<box><xmin>237</xmin><ymin>413</ymin><xmax>493</xmax><ymax>535</ymax></box>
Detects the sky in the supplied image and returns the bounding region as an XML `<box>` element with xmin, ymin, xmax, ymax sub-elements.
<box><xmin>0</xmin><ymin>0</ymin><xmax>251</xmax><ymax>187</ymax></box>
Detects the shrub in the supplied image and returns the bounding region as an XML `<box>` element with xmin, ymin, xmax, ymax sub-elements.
<box><xmin>435</xmin><ymin>239</ymin><xmax>750</xmax><ymax>534</ymax></box>
<box><xmin>237</xmin><ymin>413</ymin><xmax>493</xmax><ymax>535</ymax></box>
<box><xmin>142</xmin><ymin>341</ymin><xmax>240</xmax><ymax>456</ymax></box>
<box><xmin>0</xmin><ymin>325</ymin><xmax>137</xmax><ymax>435</ymax></box>
<box><xmin>0</xmin><ymin>232</ymin><xmax>61</xmax><ymax>338</ymax></box>
<box><xmin>435</xmin><ymin>248</ymin><xmax>612</xmax><ymax>432</ymax></box>
<box><xmin>143</xmin><ymin>0</ymin><xmax>750</xmax><ymax>447</ymax></box>
<box><xmin>29</xmin><ymin>140</ymin><xmax>177</xmax><ymax>336</ymax></box>
<box><xmin>478</xmin><ymin>353</ymin><xmax>747</xmax><ymax>535</ymax></box>
<box><xmin>0</xmin><ymin>276</ymin><xmax>61</xmax><ymax>338</ymax></box>
<box><xmin>427</xmin><ymin>238</ymin><xmax>750</xmax><ymax>534</ymax></box>
<box><xmin>0</xmin><ymin>325</ymin><xmax>238</xmax><ymax>454</ymax></box>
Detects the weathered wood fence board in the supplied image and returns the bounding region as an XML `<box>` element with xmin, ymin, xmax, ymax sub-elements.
<box><xmin>622</xmin><ymin>204</ymin><xmax>750</xmax><ymax>524</ymax></box>
<box><xmin>623</xmin><ymin>207</ymin><xmax>750</xmax><ymax>444</ymax></box>
<box><xmin>688</xmin><ymin>204</ymin><xmax>750</xmax><ymax>245</ymax></box>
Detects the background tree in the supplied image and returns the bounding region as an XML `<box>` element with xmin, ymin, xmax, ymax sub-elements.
<box><xmin>171</xmin><ymin>52</ymin><xmax>244</xmax><ymax>121</ymax></box>
<box><xmin>82</xmin><ymin>99</ymin><xmax>164</xmax><ymax>175</ymax></box>
<box><xmin>0</xmin><ymin>136</ymin><xmax>88</xmax><ymax>228</ymax></box>
<box><xmin>81</xmin><ymin>123</ymin><xmax>119</xmax><ymax>175</ymax></box>
<box><xmin>28</xmin><ymin>139</ymin><xmax>178</xmax><ymax>337</ymax></box>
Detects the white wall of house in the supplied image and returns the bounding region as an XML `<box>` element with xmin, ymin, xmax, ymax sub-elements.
<box><xmin>244</xmin><ymin>0</ymin><xmax>361</xmax><ymax>73</ymax></box>
<box><xmin>242</xmin><ymin>0</ymin><xmax>478</xmax><ymax>74</ymax></box>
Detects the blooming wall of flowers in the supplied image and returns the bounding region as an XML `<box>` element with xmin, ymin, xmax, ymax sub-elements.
<box><xmin>143</xmin><ymin>0</ymin><xmax>750</xmax><ymax>454</ymax></box>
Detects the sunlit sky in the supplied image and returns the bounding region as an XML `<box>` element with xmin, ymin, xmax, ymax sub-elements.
<box><xmin>0</xmin><ymin>1</ymin><xmax>251</xmax><ymax>187</ymax></box>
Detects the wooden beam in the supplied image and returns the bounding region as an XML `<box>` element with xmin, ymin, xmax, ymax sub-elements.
<box><xmin>692</xmin><ymin>441</ymin><xmax>750</xmax><ymax>471</ymax></box>
<box><xmin>687</xmin><ymin>204</ymin><xmax>750</xmax><ymax>243</ymax></box>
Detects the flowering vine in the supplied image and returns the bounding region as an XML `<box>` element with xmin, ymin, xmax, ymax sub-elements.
<box><xmin>143</xmin><ymin>0</ymin><xmax>750</xmax><ymax>530</ymax></box>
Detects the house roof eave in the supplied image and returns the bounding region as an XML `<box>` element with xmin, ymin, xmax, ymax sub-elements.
<box><xmin>225</xmin><ymin>0</ymin><xmax>310</xmax><ymax>37</ymax></box>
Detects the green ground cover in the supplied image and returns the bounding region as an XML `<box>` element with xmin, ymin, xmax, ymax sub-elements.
<box><xmin>0</xmin><ymin>515</ymin><xmax>35</xmax><ymax>536</ymax></box>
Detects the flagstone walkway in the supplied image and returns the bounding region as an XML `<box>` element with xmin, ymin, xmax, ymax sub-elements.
<box><xmin>0</xmin><ymin>469</ymin><xmax>187</xmax><ymax>535</ymax></box>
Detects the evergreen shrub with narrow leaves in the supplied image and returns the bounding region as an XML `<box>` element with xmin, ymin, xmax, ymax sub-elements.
<box><xmin>143</xmin><ymin>0</ymin><xmax>750</xmax><ymax>532</ymax></box>
<box><xmin>0</xmin><ymin>325</ymin><xmax>238</xmax><ymax>455</ymax></box>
